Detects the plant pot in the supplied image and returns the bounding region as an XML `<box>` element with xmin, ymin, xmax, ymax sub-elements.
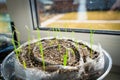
<box><xmin>1</xmin><ymin>37</ymin><xmax>112</xmax><ymax>80</ymax></box>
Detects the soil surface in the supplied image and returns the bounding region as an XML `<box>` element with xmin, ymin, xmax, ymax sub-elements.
<box><xmin>16</xmin><ymin>38</ymin><xmax>100</xmax><ymax>80</ymax></box>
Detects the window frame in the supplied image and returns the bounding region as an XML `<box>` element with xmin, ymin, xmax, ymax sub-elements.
<box><xmin>30</xmin><ymin>0</ymin><xmax>120</xmax><ymax>35</ymax></box>
<box><xmin>29</xmin><ymin>0</ymin><xmax>40</xmax><ymax>29</ymax></box>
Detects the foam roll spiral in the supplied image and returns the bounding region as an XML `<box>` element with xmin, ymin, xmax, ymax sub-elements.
<box><xmin>15</xmin><ymin>37</ymin><xmax>105</xmax><ymax>80</ymax></box>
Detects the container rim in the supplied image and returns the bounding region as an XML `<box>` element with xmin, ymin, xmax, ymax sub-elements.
<box><xmin>1</xmin><ymin>37</ymin><xmax>112</xmax><ymax>80</ymax></box>
<box><xmin>97</xmin><ymin>49</ymin><xmax>112</xmax><ymax>80</ymax></box>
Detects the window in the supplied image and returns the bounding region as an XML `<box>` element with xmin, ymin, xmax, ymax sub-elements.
<box><xmin>32</xmin><ymin>0</ymin><xmax>120</xmax><ymax>34</ymax></box>
<box><xmin>0</xmin><ymin>0</ymin><xmax>13</xmax><ymax>53</ymax></box>
<box><xmin>0</xmin><ymin>0</ymin><xmax>11</xmax><ymax>34</ymax></box>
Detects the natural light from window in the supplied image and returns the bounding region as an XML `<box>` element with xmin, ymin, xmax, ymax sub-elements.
<box><xmin>36</xmin><ymin>0</ymin><xmax>120</xmax><ymax>31</ymax></box>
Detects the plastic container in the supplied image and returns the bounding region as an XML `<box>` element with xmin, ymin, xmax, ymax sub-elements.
<box><xmin>1</xmin><ymin>38</ymin><xmax>112</xmax><ymax>80</ymax></box>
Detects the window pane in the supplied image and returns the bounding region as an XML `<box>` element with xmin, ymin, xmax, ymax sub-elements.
<box><xmin>0</xmin><ymin>0</ymin><xmax>13</xmax><ymax>52</ymax></box>
<box><xmin>36</xmin><ymin>0</ymin><xmax>120</xmax><ymax>31</ymax></box>
<box><xmin>0</xmin><ymin>0</ymin><xmax>11</xmax><ymax>33</ymax></box>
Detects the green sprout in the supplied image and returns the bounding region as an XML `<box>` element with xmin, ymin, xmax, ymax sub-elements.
<box><xmin>12</xmin><ymin>31</ymin><xmax>17</xmax><ymax>50</ymax></box>
<box><xmin>56</xmin><ymin>28</ymin><xmax>62</xmax><ymax>51</ymax></box>
<box><xmin>25</xmin><ymin>25</ymin><xmax>31</xmax><ymax>55</ymax></box>
<box><xmin>12</xmin><ymin>34</ymin><xmax>18</xmax><ymax>59</ymax></box>
<box><xmin>72</xmin><ymin>31</ymin><xmax>75</xmax><ymax>37</ymax></box>
<box><xmin>63</xmin><ymin>50</ymin><xmax>68</xmax><ymax>66</ymax></box>
<box><xmin>69</xmin><ymin>48</ymin><xmax>75</xmax><ymax>55</ymax></box>
<box><xmin>15</xmin><ymin>30</ymin><xmax>21</xmax><ymax>55</ymax></box>
<box><xmin>71</xmin><ymin>31</ymin><xmax>79</xmax><ymax>48</ymax></box>
<box><xmin>58</xmin><ymin>28</ymin><xmax>62</xmax><ymax>37</ymax></box>
<box><xmin>46</xmin><ymin>30</ymin><xmax>53</xmax><ymax>46</ymax></box>
<box><xmin>55</xmin><ymin>28</ymin><xmax>58</xmax><ymax>37</ymax></box>
<box><xmin>54</xmin><ymin>28</ymin><xmax>60</xmax><ymax>38</ymax></box>
<box><xmin>82</xmin><ymin>44</ymin><xmax>86</xmax><ymax>48</ymax></box>
<box><xmin>37</xmin><ymin>28</ymin><xmax>45</xmax><ymax>70</ymax></box>
<box><xmin>47</xmin><ymin>30</ymin><xmax>50</xmax><ymax>37</ymax></box>
<box><xmin>58</xmin><ymin>44</ymin><xmax>61</xmax><ymax>51</ymax></box>
<box><xmin>58</xmin><ymin>27</ymin><xmax>64</xmax><ymax>38</ymax></box>
<box><xmin>49</xmin><ymin>40</ymin><xmax>53</xmax><ymax>46</ymax></box>
<box><xmin>74</xmin><ymin>39</ymin><xmax>79</xmax><ymax>51</ymax></box>
<box><xmin>75</xmin><ymin>41</ymin><xmax>79</xmax><ymax>48</ymax></box>
<box><xmin>16</xmin><ymin>30</ymin><xmax>21</xmax><ymax>47</ymax></box>
<box><xmin>12</xmin><ymin>30</ymin><xmax>21</xmax><ymax>59</ymax></box>
<box><xmin>22</xmin><ymin>60</ymin><xmax>27</xmax><ymax>69</ymax></box>
<box><xmin>52</xmin><ymin>28</ymin><xmax>56</xmax><ymax>38</ymax></box>
<box><xmin>12</xmin><ymin>29</ymin><xmax>27</xmax><ymax>69</ymax></box>
<box><xmin>90</xmin><ymin>29</ymin><xmax>95</xmax><ymax>58</ymax></box>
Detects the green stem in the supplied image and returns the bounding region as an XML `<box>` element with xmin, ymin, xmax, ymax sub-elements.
<box><xmin>90</xmin><ymin>29</ymin><xmax>94</xmax><ymax>58</ymax></box>
<box><xmin>16</xmin><ymin>30</ymin><xmax>21</xmax><ymax>47</ymax></box>
<box><xmin>25</xmin><ymin>26</ymin><xmax>31</xmax><ymax>54</ymax></box>
<box><xmin>70</xmin><ymin>48</ymin><xmax>75</xmax><ymax>55</ymax></box>
<box><xmin>52</xmin><ymin>28</ymin><xmax>56</xmax><ymax>38</ymax></box>
<box><xmin>23</xmin><ymin>60</ymin><xmax>27</xmax><ymax>69</ymax></box>
<box><xmin>63</xmin><ymin>50</ymin><xmax>68</xmax><ymax>66</ymax></box>
<box><xmin>12</xmin><ymin>30</ymin><xmax>21</xmax><ymax>59</ymax></box>
<box><xmin>47</xmin><ymin>30</ymin><xmax>50</xmax><ymax>37</ymax></box>
<box><xmin>37</xmin><ymin>28</ymin><xmax>45</xmax><ymax>70</ymax></box>
<box><xmin>58</xmin><ymin>44</ymin><xmax>61</xmax><ymax>51</ymax></box>
<box><xmin>55</xmin><ymin>28</ymin><xmax>58</xmax><ymax>37</ymax></box>
<box><xmin>12</xmin><ymin>31</ymin><xmax>18</xmax><ymax>58</ymax></box>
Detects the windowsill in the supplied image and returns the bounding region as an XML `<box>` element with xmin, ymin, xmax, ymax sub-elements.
<box><xmin>35</xmin><ymin>27</ymin><xmax>120</xmax><ymax>35</ymax></box>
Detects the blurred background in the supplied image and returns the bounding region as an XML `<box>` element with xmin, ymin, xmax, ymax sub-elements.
<box><xmin>36</xmin><ymin>0</ymin><xmax>120</xmax><ymax>30</ymax></box>
<box><xmin>0</xmin><ymin>0</ymin><xmax>120</xmax><ymax>64</ymax></box>
<box><xmin>0</xmin><ymin>0</ymin><xmax>120</xmax><ymax>79</ymax></box>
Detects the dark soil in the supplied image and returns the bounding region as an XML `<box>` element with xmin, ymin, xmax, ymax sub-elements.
<box><xmin>16</xmin><ymin>38</ymin><xmax>100</xmax><ymax>80</ymax></box>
